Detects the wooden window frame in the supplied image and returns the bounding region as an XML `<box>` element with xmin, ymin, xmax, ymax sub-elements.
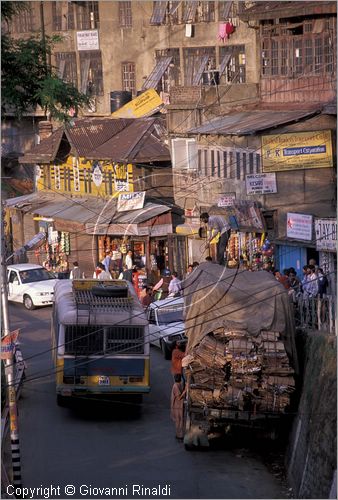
<box><xmin>220</xmin><ymin>45</ymin><xmax>246</xmax><ymax>83</ymax></box>
<box><xmin>184</xmin><ymin>47</ymin><xmax>216</xmax><ymax>86</ymax></box>
<box><xmin>55</xmin><ymin>52</ymin><xmax>78</xmax><ymax>87</ymax></box>
<box><xmin>76</xmin><ymin>1</ymin><xmax>100</xmax><ymax>30</ymax></box>
<box><xmin>121</xmin><ymin>62</ymin><xmax>136</xmax><ymax>95</ymax></box>
<box><xmin>52</xmin><ymin>2</ymin><xmax>75</xmax><ymax>31</ymax></box>
<box><xmin>119</xmin><ymin>1</ymin><xmax>132</xmax><ymax>28</ymax></box>
<box><xmin>79</xmin><ymin>51</ymin><xmax>104</xmax><ymax>96</ymax></box>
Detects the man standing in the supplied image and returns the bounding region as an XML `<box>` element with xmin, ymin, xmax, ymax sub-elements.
<box><xmin>168</xmin><ymin>272</ymin><xmax>182</xmax><ymax>297</ymax></box>
<box><xmin>101</xmin><ymin>250</ymin><xmax>112</xmax><ymax>273</ymax></box>
<box><xmin>200</xmin><ymin>212</ymin><xmax>231</xmax><ymax>266</ymax></box>
<box><xmin>125</xmin><ymin>250</ymin><xmax>133</xmax><ymax>270</ymax></box>
<box><xmin>70</xmin><ymin>261</ymin><xmax>82</xmax><ymax>279</ymax></box>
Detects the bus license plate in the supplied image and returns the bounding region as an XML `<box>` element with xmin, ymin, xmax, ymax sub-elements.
<box><xmin>98</xmin><ymin>376</ymin><xmax>110</xmax><ymax>386</ymax></box>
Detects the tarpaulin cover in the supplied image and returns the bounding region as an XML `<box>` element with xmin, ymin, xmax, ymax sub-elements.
<box><xmin>183</xmin><ymin>262</ymin><xmax>298</xmax><ymax>373</ymax></box>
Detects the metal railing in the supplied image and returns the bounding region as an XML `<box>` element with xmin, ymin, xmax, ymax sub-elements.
<box><xmin>292</xmin><ymin>294</ymin><xmax>336</xmax><ymax>334</ymax></box>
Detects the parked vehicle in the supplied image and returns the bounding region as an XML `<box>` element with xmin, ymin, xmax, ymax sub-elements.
<box><xmin>7</xmin><ymin>263</ymin><xmax>57</xmax><ymax>310</ymax></box>
<box><xmin>51</xmin><ymin>279</ymin><xmax>150</xmax><ymax>406</ymax></box>
<box><xmin>183</xmin><ymin>263</ymin><xmax>299</xmax><ymax>447</ymax></box>
<box><xmin>147</xmin><ymin>297</ymin><xmax>186</xmax><ymax>359</ymax></box>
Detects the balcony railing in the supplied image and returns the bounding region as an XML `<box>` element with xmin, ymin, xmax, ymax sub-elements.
<box><xmin>292</xmin><ymin>294</ymin><xmax>336</xmax><ymax>335</ymax></box>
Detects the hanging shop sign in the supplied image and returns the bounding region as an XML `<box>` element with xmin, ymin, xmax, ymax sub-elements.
<box><xmin>315</xmin><ymin>218</ymin><xmax>337</xmax><ymax>252</ymax></box>
<box><xmin>217</xmin><ymin>193</ymin><xmax>236</xmax><ymax>207</ymax></box>
<box><xmin>246</xmin><ymin>173</ymin><xmax>277</xmax><ymax>195</ymax></box>
<box><xmin>76</xmin><ymin>30</ymin><xmax>99</xmax><ymax>51</ymax></box>
<box><xmin>262</xmin><ymin>130</ymin><xmax>333</xmax><ymax>172</ymax></box>
<box><xmin>287</xmin><ymin>213</ymin><xmax>313</xmax><ymax>241</ymax></box>
<box><xmin>117</xmin><ymin>192</ymin><xmax>145</xmax><ymax>212</ymax></box>
<box><xmin>91</xmin><ymin>161</ymin><xmax>103</xmax><ymax>187</ymax></box>
<box><xmin>1</xmin><ymin>330</ymin><xmax>19</xmax><ymax>360</ymax></box>
<box><xmin>114</xmin><ymin>163</ymin><xmax>130</xmax><ymax>192</ymax></box>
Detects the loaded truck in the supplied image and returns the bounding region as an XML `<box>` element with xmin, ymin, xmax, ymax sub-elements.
<box><xmin>182</xmin><ymin>262</ymin><xmax>299</xmax><ymax>448</ymax></box>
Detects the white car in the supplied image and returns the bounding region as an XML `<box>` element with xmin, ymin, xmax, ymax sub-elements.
<box><xmin>147</xmin><ymin>297</ymin><xmax>186</xmax><ymax>359</ymax></box>
<box><xmin>7</xmin><ymin>264</ymin><xmax>58</xmax><ymax>310</ymax></box>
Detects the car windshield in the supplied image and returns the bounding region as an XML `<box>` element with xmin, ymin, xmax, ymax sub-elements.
<box><xmin>157</xmin><ymin>307</ymin><xmax>183</xmax><ymax>325</ymax></box>
<box><xmin>19</xmin><ymin>269</ymin><xmax>56</xmax><ymax>284</ymax></box>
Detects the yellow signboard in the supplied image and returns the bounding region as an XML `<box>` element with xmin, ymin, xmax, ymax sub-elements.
<box><xmin>111</xmin><ymin>89</ymin><xmax>163</xmax><ymax>119</ymax></box>
<box><xmin>262</xmin><ymin>130</ymin><xmax>333</xmax><ymax>172</ymax></box>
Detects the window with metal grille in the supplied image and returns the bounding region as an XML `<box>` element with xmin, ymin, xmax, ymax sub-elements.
<box><xmin>219</xmin><ymin>1</ymin><xmax>236</xmax><ymax>20</ymax></box>
<box><xmin>155</xmin><ymin>48</ymin><xmax>181</xmax><ymax>90</ymax></box>
<box><xmin>220</xmin><ymin>45</ymin><xmax>246</xmax><ymax>83</ymax></box>
<box><xmin>271</xmin><ymin>40</ymin><xmax>279</xmax><ymax>76</ymax></box>
<box><xmin>76</xmin><ymin>1</ymin><xmax>99</xmax><ymax>30</ymax></box>
<box><xmin>64</xmin><ymin>325</ymin><xmax>144</xmax><ymax>355</ymax></box>
<box><xmin>79</xmin><ymin>50</ymin><xmax>103</xmax><ymax>95</ymax></box>
<box><xmin>55</xmin><ymin>52</ymin><xmax>78</xmax><ymax>87</ymax></box>
<box><xmin>293</xmin><ymin>39</ymin><xmax>303</xmax><ymax>75</ymax></box>
<box><xmin>122</xmin><ymin>62</ymin><xmax>136</xmax><ymax>95</ymax></box>
<box><xmin>183</xmin><ymin>1</ymin><xmax>215</xmax><ymax>23</ymax></box>
<box><xmin>119</xmin><ymin>1</ymin><xmax>132</xmax><ymax>27</ymax></box>
<box><xmin>52</xmin><ymin>2</ymin><xmax>75</xmax><ymax>31</ymax></box>
<box><xmin>184</xmin><ymin>47</ymin><xmax>216</xmax><ymax>86</ymax></box>
<box><xmin>12</xmin><ymin>5</ymin><xmax>33</xmax><ymax>33</ymax></box>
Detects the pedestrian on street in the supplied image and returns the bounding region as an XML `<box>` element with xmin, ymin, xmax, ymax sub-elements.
<box><xmin>125</xmin><ymin>250</ymin><xmax>133</xmax><ymax>270</ymax></box>
<box><xmin>97</xmin><ymin>263</ymin><xmax>112</xmax><ymax>280</ymax></box>
<box><xmin>170</xmin><ymin>374</ymin><xmax>186</xmax><ymax>441</ymax></box>
<box><xmin>141</xmin><ymin>286</ymin><xmax>153</xmax><ymax>308</ymax></box>
<box><xmin>101</xmin><ymin>250</ymin><xmax>112</xmax><ymax>273</ymax></box>
<box><xmin>307</xmin><ymin>265</ymin><xmax>318</xmax><ymax>297</ymax></box>
<box><xmin>171</xmin><ymin>341</ymin><xmax>186</xmax><ymax>378</ymax></box>
<box><xmin>119</xmin><ymin>265</ymin><xmax>133</xmax><ymax>282</ymax></box>
<box><xmin>93</xmin><ymin>262</ymin><xmax>103</xmax><ymax>279</ymax></box>
<box><xmin>168</xmin><ymin>271</ymin><xmax>182</xmax><ymax>297</ymax></box>
<box><xmin>70</xmin><ymin>261</ymin><xmax>82</xmax><ymax>279</ymax></box>
<box><xmin>200</xmin><ymin>212</ymin><xmax>231</xmax><ymax>266</ymax></box>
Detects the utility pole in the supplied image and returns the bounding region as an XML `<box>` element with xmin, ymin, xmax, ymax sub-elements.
<box><xmin>1</xmin><ymin>205</ymin><xmax>22</xmax><ymax>488</ymax></box>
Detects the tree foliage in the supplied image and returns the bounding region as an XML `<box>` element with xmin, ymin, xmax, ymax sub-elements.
<box><xmin>1</xmin><ymin>2</ymin><xmax>91</xmax><ymax>122</ymax></box>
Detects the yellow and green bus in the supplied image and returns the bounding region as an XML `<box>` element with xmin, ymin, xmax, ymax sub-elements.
<box><xmin>51</xmin><ymin>279</ymin><xmax>150</xmax><ymax>406</ymax></box>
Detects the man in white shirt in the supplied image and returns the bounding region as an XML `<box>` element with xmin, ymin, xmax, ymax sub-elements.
<box><xmin>168</xmin><ymin>272</ymin><xmax>182</xmax><ymax>297</ymax></box>
<box><xmin>200</xmin><ymin>212</ymin><xmax>231</xmax><ymax>266</ymax></box>
<box><xmin>125</xmin><ymin>250</ymin><xmax>133</xmax><ymax>270</ymax></box>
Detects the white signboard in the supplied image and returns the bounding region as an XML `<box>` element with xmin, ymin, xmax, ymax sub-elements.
<box><xmin>287</xmin><ymin>213</ymin><xmax>313</xmax><ymax>241</ymax></box>
<box><xmin>246</xmin><ymin>173</ymin><xmax>277</xmax><ymax>195</ymax></box>
<box><xmin>76</xmin><ymin>30</ymin><xmax>99</xmax><ymax>51</ymax></box>
<box><xmin>315</xmin><ymin>218</ymin><xmax>337</xmax><ymax>252</ymax></box>
<box><xmin>217</xmin><ymin>193</ymin><xmax>236</xmax><ymax>207</ymax></box>
<box><xmin>91</xmin><ymin>164</ymin><xmax>103</xmax><ymax>187</ymax></box>
<box><xmin>117</xmin><ymin>192</ymin><xmax>145</xmax><ymax>212</ymax></box>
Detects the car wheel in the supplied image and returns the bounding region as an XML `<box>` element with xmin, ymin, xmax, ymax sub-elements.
<box><xmin>161</xmin><ymin>340</ymin><xmax>172</xmax><ymax>360</ymax></box>
<box><xmin>23</xmin><ymin>295</ymin><xmax>35</xmax><ymax>310</ymax></box>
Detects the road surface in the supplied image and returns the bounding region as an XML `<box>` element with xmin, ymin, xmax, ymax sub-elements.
<box><xmin>8</xmin><ymin>303</ymin><xmax>287</xmax><ymax>499</ymax></box>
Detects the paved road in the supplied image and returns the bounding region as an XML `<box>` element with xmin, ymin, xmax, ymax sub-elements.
<box><xmin>9</xmin><ymin>303</ymin><xmax>286</xmax><ymax>499</ymax></box>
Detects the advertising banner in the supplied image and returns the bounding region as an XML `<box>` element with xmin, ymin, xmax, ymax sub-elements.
<box><xmin>287</xmin><ymin>213</ymin><xmax>313</xmax><ymax>241</ymax></box>
<box><xmin>262</xmin><ymin>130</ymin><xmax>333</xmax><ymax>172</ymax></box>
<box><xmin>315</xmin><ymin>218</ymin><xmax>337</xmax><ymax>252</ymax></box>
<box><xmin>217</xmin><ymin>193</ymin><xmax>236</xmax><ymax>207</ymax></box>
<box><xmin>111</xmin><ymin>89</ymin><xmax>163</xmax><ymax>118</ymax></box>
<box><xmin>117</xmin><ymin>192</ymin><xmax>145</xmax><ymax>212</ymax></box>
<box><xmin>1</xmin><ymin>330</ymin><xmax>19</xmax><ymax>360</ymax></box>
<box><xmin>76</xmin><ymin>30</ymin><xmax>99</xmax><ymax>51</ymax></box>
<box><xmin>246</xmin><ymin>173</ymin><xmax>277</xmax><ymax>194</ymax></box>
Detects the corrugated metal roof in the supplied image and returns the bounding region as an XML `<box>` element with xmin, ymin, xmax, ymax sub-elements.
<box><xmin>87</xmin><ymin>118</ymin><xmax>170</xmax><ymax>162</ymax></box>
<box><xmin>112</xmin><ymin>203</ymin><xmax>171</xmax><ymax>224</ymax></box>
<box><xmin>33</xmin><ymin>197</ymin><xmax>114</xmax><ymax>225</ymax></box>
<box><xmin>187</xmin><ymin>109</ymin><xmax>321</xmax><ymax>136</ymax></box>
<box><xmin>20</xmin><ymin>128</ymin><xmax>65</xmax><ymax>164</ymax></box>
<box><xmin>20</xmin><ymin>117</ymin><xmax>169</xmax><ymax>165</ymax></box>
<box><xmin>239</xmin><ymin>1</ymin><xmax>336</xmax><ymax>20</ymax></box>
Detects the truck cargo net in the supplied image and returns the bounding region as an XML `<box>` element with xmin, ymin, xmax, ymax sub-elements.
<box><xmin>186</xmin><ymin>329</ymin><xmax>295</xmax><ymax>416</ymax></box>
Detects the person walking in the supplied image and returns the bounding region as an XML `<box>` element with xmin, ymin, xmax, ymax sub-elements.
<box><xmin>168</xmin><ymin>272</ymin><xmax>182</xmax><ymax>297</ymax></box>
<box><xmin>171</xmin><ymin>341</ymin><xmax>186</xmax><ymax>378</ymax></box>
<box><xmin>170</xmin><ymin>374</ymin><xmax>186</xmax><ymax>440</ymax></box>
<box><xmin>200</xmin><ymin>212</ymin><xmax>231</xmax><ymax>266</ymax></box>
<box><xmin>97</xmin><ymin>263</ymin><xmax>112</xmax><ymax>280</ymax></box>
<box><xmin>70</xmin><ymin>261</ymin><xmax>82</xmax><ymax>279</ymax></box>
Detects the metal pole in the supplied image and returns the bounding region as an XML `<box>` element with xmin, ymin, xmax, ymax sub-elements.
<box><xmin>1</xmin><ymin>206</ymin><xmax>22</xmax><ymax>488</ymax></box>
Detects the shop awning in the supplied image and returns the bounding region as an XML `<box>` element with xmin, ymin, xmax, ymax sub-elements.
<box><xmin>85</xmin><ymin>202</ymin><xmax>172</xmax><ymax>236</ymax></box>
